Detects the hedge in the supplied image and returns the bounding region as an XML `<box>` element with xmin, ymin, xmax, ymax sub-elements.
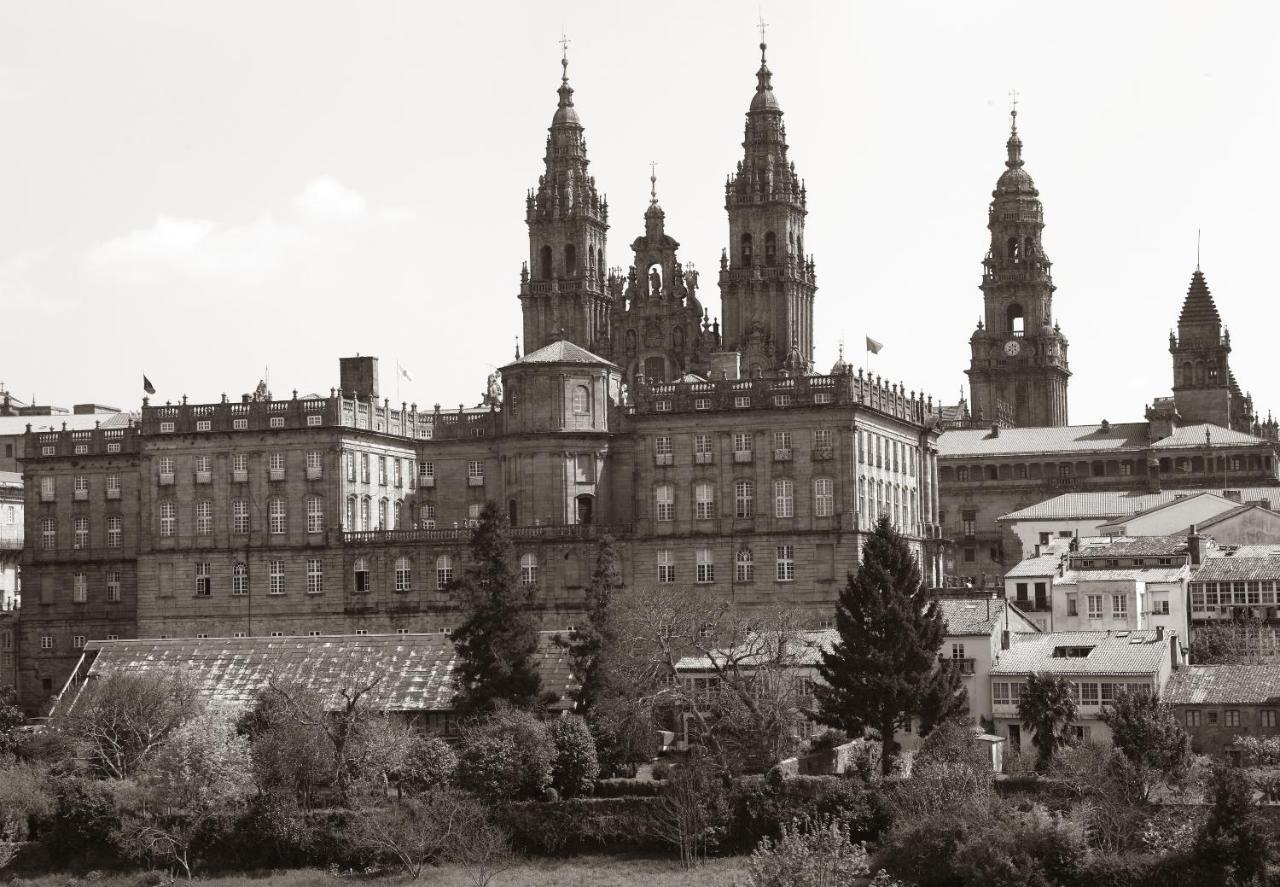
<box><xmin>496</xmin><ymin>797</ymin><xmax>668</xmax><ymax>856</ymax></box>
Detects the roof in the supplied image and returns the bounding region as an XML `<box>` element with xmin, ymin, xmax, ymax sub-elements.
<box><xmin>675</xmin><ymin>629</ymin><xmax>833</xmax><ymax>672</ymax></box>
<box><xmin>0</xmin><ymin>471</ymin><xmax>20</xmax><ymax>490</ymax></box>
<box><xmin>505</xmin><ymin>340</ymin><xmax>618</xmax><ymax>369</ymax></box>
<box><xmin>1196</xmin><ymin>503</ymin><xmax>1280</xmax><ymax>532</ymax></box>
<box><xmin>937</xmin><ymin>597</ymin><xmax>1040</xmax><ymax>636</ymax></box>
<box><xmin>1191</xmin><ymin>557</ymin><xmax>1280</xmax><ymax>582</ymax></box>
<box><xmin>1097</xmin><ymin>492</ymin><xmax>1239</xmax><ymax>531</ymax></box>
<box><xmin>0</xmin><ymin>411</ymin><xmax>134</xmax><ymax>438</ymax></box>
<box><xmin>990</xmin><ymin>630</ymin><xmax>1171</xmax><ymax>676</ymax></box>
<box><xmin>939</xmin><ymin>421</ymin><xmax>1268</xmax><ymax>458</ymax></box>
<box><xmin>1163</xmin><ymin>665</ymin><xmax>1280</xmax><ymax>706</ymax></box>
<box><xmin>1006</xmin><ymin>551</ymin><xmax>1066</xmax><ymax>578</ymax></box>
<box><xmin>1178</xmin><ymin>270</ymin><xmax>1222</xmax><ymax>329</ymax></box>
<box><xmin>1069</xmin><ymin>536</ymin><xmax>1188</xmax><ymax>559</ymax></box>
<box><xmin>999</xmin><ymin>487</ymin><xmax>1280</xmax><ymax>523</ymax></box>
<box><xmin>62</xmin><ymin>632</ymin><xmax>577</xmax><ymax>715</ymax></box>
<box><xmin>1054</xmin><ymin>567</ymin><xmax>1188</xmax><ymax>585</ymax></box>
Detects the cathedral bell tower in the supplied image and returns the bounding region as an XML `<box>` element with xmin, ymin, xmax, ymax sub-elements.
<box><xmin>966</xmin><ymin>106</ymin><xmax>1070</xmax><ymax>427</ymax></box>
<box><xmin>718</xmin><ymin>39</ymin><xmax>816</xmax><ymax>376</ymax></box>
<box><xmin>518</xmin><ymin>50</ymin><xmax>611</xmax><ymax>353</ymax></box>
<box><xmin>1169</xmin><ymin>267</ymin><xmax>1254</xmax><ymax>431</ymax></box>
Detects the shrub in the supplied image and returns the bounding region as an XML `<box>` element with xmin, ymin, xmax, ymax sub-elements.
<box><xmin>651</xmin><ymin>760</ymin><xmax>672</xmax><ymax>781</ymax></box>
<box><xmin>548</xmin><ymin>716</ymin><xmax>599</xmax><ymax>798</ymax></box>
<box><xmin>43</xmin><ymin>777</ymin><xmax>123</xmax><ymax>868</ymax></box>
<box><xmin>728</xmin><ymin>774</ymin><xmax>888</xmax><ymax>854</ymax></box>
<box><xmin>1195</xmin><ymin>763</ymin><xmax>1270</xmax><ymax>883</ymax></box>
<box><xmin>801</xmin><ymin>728</ymin><xmax>847</xmax><ymax>755</ymax></box>
<box><xmin>0</xmin><ymin>760</ymin><xmax>54</xmax><ymax>843</ymax></box>
<box><xmin>497</xmin><ymin>797</ymin><xmax>666</xmax><ymax>856</ymax></box>
<box><xmin>457</xmin><ymin>708</ymin><xmax>555</xmax><ymax>804</ymax></box>
<box><xmin>396</xmin><ymin>735</ymin><xmax>457</xmax><ymax>796</ymax></box>
<box><xmin>744</xmin><ymin>815</ymin><xmax>870</xmax><ymax>887</ymax></box>
<box><xmin>592</xmin><ymin>778</ymin><xmax>660</xmax><ymax>798</ymax></box>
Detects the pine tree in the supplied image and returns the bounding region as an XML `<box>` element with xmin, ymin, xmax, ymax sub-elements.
<box><xmin>564</xmin><ymin>534</ymin><xmax>623</xmax><ymax>711</ymax></box>
<box><xmin>813</xmin><ymin>516</ymin><xmax>964</xmax><ymax>775</ymax></box>
<box><xmin>450</xmin><ymin>501</ymin><xmax>542</xmax><ymax>712</ymax></box>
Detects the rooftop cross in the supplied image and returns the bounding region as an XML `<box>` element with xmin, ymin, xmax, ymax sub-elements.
<box><xmin>1008</xmin><ymin>88</ymin><xmax>1019</xmax><ymax>128</ymax></box>
<box><xmin>559</xmin><ymin>29</ymin><xmax>570</xmax><ymax>81</ymax></box>
<box><xmin>649</xmin><ymin>160</ymin><xmax>658</xmax><ymax>206</ymax></box>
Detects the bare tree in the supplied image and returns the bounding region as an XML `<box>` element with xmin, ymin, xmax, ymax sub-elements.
<box><xmin>645</xmin><ymin>750</ymin><xmax>730</xmax><ymax>869</ymax></box>
<box><xmin>354</xmin><ymin>787</ymin><xmax>485</xmax><ymax>880</ymax></box>
<box><xmin>609</xmin><ymin>585</ymin><xmax>813</xmax><ymax>771</ymax></box>
<box><xmin>56</xmin><ymin>669</ymin><xmax>201</xmax><ymax>779</ymax></box>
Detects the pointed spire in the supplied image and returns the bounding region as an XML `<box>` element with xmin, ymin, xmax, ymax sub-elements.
<box><xmin>552</xmin><ymin>33</ymin><xmax>579</xmax><ymax>126</ymax></box>
<box><xmin>1006</xmin><ymin>89</ymin><xmax>1023</xmax><ymax>169</ymax></box>
<box><xmin>750</xmin><ymin>16</ymin><xmax>780</xmax><ymax>113</ymax></box>
<box><xmin>1179</xmin><ymin>267</ymin><xmax>1222</xmax><ymax>327</ymax></box>
<box><xmin>649</xmin><ymin>161</ymin><xmax>659</xmax><ymax>209</ymax></box>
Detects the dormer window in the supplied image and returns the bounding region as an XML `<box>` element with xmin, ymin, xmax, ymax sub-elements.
<box><xmin>1052</xmin><ymin>645</ymin><xmax>1095</xmax><ymax>659</ymax></box>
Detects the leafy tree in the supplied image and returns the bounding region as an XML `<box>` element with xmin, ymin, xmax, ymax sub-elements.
<box><xmin>1016</xmin><ymin>673</ymin><xmax>1077</xmax><ymax>771</ymax></box>
<box><xmin>562</xmin><ymin>534</ymin><xmax>623</xmax><ymax>711</ymax></box>
<box><xmin>237</xmin><ymin>688</ymin><xmax>329</xmax><ymax>806</ymax></box>
<box><xmin>0</xmin><ymin>687</ymin><xmax>23</xmax><ymax>754</ymax></box>
<box><xmin>812</xmin><ymin>516</ymin><xmax>965</xmax><ymax>775</ymax></box>
<box><xmin>1099</xmin><ymin>689</ymin><xmax>1191</xmax><ymax>782</ymax></box>
<box><xmin>456</xmin><ymin>706</ymin><xmax>555</xmax><ymax>803</ymax></box>
<box><xmin>1195</xmin><ymin>763</ymin><xmax>1270</xmax><ymax>883</ymax></box>
<box><xmin>450</xmin><ymin>501</ymin><xmax>542</xmax><ymax>712</ymax></box>
<box><xmin>647</xmin><ymin>750</ymin><xmax>730</xmax><ymax>869</ymax></box>
<box><xmin>1189</xmin><ymin>613</ymin><xmax>1269</xmax><ymax>665</ymax></box>
<box><xmin>391</xmin><ymin>735</ymin><xmax>458</xmax><ymax>797</ymax></box>
<box><xmin>57</xmin><ymin>669</ymin><xmax>201</xmax><ymax>779</ymax></box>
<box><xmin>547</xmin><ymin>715</ymin><xmax>599</xmax><ymax>798</ymax></box>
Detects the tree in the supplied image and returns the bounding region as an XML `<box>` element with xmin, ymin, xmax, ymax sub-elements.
<box><xmin>562</xmin><ymin>534</ymin><xmax>623</xmax><ymax>711</ymax></box>
<box><xmin>1196</xmin><ymin>763</ymin><xmax>1270</xmax><ymax>882</ymax></box>
<box><xmin>238</xmin><ymin>688</ymin><xmax>330</xmax><ymax>806</ymax></box>
<box><xmin>647</xmin><ymin>750</ymin><xmax>730</xmax><ymax>869</ymax></box>
<box><xmin>1099</xmin><ymin>689</ymin><xmax>1191</xmax><ymax>783</ymax></box>
<box><xmin>450</xmin><ymin>502</ymin><xmax>542</xmax><ymax>712</ymax></box>
<box><xmin>813</xmin><ymin>517</ymin><xmax>965</xmax><ymax>776</ymax></box>
<box><xmin>1189</xmin><ymin>613</ymin><xmax>1270</xmax><ymax>665</ymax></box>
<box><xmin>1016</xmin><ymin>673</ymin><xmax>1077</xmax><ymax>771</ymax></box>
<box><xmin>57</xmin><ymin>669</ymin><xmax>201</xmax><ymax>779</ymax></box>
<box><xmin>354</xmin><ymin>787</ymin><xmax>488</xmax><ymax>881</ymax></box>
<box><xmin>114</xmin><ymin>710</ymin><xmax>253</xmax><ymax>879</ymax></box>
<box><xmin>456</xmin><ymin>706</ymin><xmax>555</xmax><ymax>803</ymax></box>
<box><xmin>548</xmin><ymin>715</ymin><xmax>599</xmax><ymax>798</ymax></box>
<box><xmin>0</xmin><ymin>687</ymin><xmax>23</xmax><ymax>755</ymax></box>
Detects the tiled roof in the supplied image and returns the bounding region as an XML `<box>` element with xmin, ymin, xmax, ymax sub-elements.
<box><xmin>1225</xmin><ymin>545</ymin><xmax>1280</xmax><ymax>559</ymax></box>
<box><xmin>1191</xmin><ymin>557</ymin><xmax>1280</xmax><ymax>582</ymax></box>
<box><xmin>506</xmin><ymin>340</ymin><xmax>618</xmax><ymax>368</ymax></box>
<box><xmin>1096</xmin><ymin>492</ymin><xmax>1237</xmax><ymax>531</ymax></box>
<box><xmin>0</xmin><ymin>411</ymin><xmax>135</xmax><ymax>438</ymax></box>
<box><xmin>939</xmin><ymin>420</ymin><xmax>1267</xmax><ymax>458</ymax></box>
<box><xmin>1069</xmin><ymin>536</ymin><xmax>1188</xmax><ymax>558</ymax></box>
<box><xmin>990</xmin><ymin>630</ymin><xmax>1170</xmax><ymax>676</ymax></box>
<box><xmin>64</xmin><ymin>632</ymin><xmax>577</xmax><ymax>714</ymax></box>
<box><xmin>938</xmin><ymin>598</ymin><xmax>1038</xmax><ymax>635</ymax></box>
<box><xmin>1177</xmin><ymin>270</ymin><xmax>1222</xmax><ymax>328</ymax></box>
<box><xmin>1197</xmin><ymin>503</ymin><xmax>1280</xmax><ymax>532</ymax></box>
<box><xmin>1006</xmin><ymin>552</ymin><xmax>1065</xmax><ymax>578</ymax></box>
<box><xmin>1054</xmin><ymin>567</ymin><xmax>1188</xmax><ymax>585</ymax></box>
<box><xmin>1163</xmin><ymin>665</ymin><xmax>1280</xmax><ymax>706</ymax></box>
<box><xmin>999</xmin><ymin>487</ymin><xmax>1280</xmax><ymax>522</ymax></box>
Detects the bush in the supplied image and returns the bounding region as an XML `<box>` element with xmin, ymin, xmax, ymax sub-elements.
<box><xmin>548</xmin><ymin>716</ymin><xmax>599</xmax><ymax>798</ymax></box>
<box><xmin>497</xmin><ymin>797</ymin><xmax>666</xmax><ymax>856</ymax></box>
<box><xmin>396</xmin><ymin>735</ymin><xmax>457</xmax><ymax>795</ymax></box>
<box><xmin>651</xmin><ymin>760</ymin><xmax>672</xmax><ymax>781</ymax></box>
<box><xmin>592</xmin><ymin>778</ymin><xmax>660</xmax><ymax>798</ymax></box>
<box><xmin>801</xmin><ymin>728</ymin><xmax>848</xmax><ymax>755</ymax></box>
<box><xmin>457</xmin><ymin>708</ymin><xmax>555</xmax><ymax>804</ymax></box>
<box><xmin>727</xmin><ymin>774</ymin><xmax>889</xmax><ymax>854</ymax></box>
<box><xmin>744</xmin><ymin>815</ymin><xmax>870</xmax><ymax>887</ymax></box>
<box><xmin>42</xmin><ymin>778</ymin><xmax>123</xmax><ymax>868</ymax></box>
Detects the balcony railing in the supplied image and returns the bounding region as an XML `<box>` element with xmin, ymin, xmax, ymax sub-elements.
<box><xmin>342</xmin><ymin>523</ymin><xmax>631</xmax><ymax>545</ymax></box>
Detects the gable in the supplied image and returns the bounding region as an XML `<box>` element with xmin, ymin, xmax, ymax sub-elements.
<box><xmin>1199</xmin><ymin>506</ymin><xmax>1280</xmax><ymax>547</ymax></box>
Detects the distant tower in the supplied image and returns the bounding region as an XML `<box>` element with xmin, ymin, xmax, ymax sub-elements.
<box><xmin>518</xmin><ymin>47</ymin><xmax>611</xmax><ymax>353</ymax></box>
<box><xmin>718</xmin><ymin>36</ymin><xmax>816</xmax><ymax>376</ymax></box>
<box><xmin>1169</xmin><ymin>267</ymin><xmax>1254</xmax><ymax>431</ymax></box>
<box><xmin>967</xmin><ymin>103</ymin><xmax>1070</xmax><ymax>427</ymax></box>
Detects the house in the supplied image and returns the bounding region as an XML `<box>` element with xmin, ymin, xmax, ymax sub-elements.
<box><xmin>989</xmin><ymin>628</ymin><xmax>1183</xmax><ymax>753</ymax></box>
<box><xmin>1162</xmin><ymin>665</ymin><xmax>1280</xmax><ymax>757</ymax></box>
<box><xmin>1188</xmin><ymin>555</ymin><xmax>1280</xmax><ymax>661</ymax></box>
<box><xmin>935</xmin><ymin>596</ymin><xmax>1040</xmax><ymax>724</ymax></box>
<box><xmin>1095</xmin><ymin>492</ymin><xmax>1246</xmax><ymax>538</ymax></box>
<box><xmin>51</xmin><ymin>631</ymin><xmax>578</xmax><ymax>732</ymax></box>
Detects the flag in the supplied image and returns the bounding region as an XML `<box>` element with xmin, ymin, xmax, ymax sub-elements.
<box><xmin>866</xmin><ymin>336</ymin><xmax>883</xmax><ymax>355</ymax></box>
<box><xmin>397</xmin><ymin>363</ymin><xmax>413</xmax><ymax>383</ymax></box>
<box><xmin>142</xmin><ymin>375</ymin><xmax>156</xmax><ymax>395</ymax></box>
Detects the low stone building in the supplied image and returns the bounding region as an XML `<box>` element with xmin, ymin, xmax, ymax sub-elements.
<box><xmin>1162</xmin><ymin>664</ymin><xmax>1280</xmax><ymax>757</ymax></box>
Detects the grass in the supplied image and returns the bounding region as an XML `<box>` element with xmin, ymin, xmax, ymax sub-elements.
<box><xmin>15</xmin><ymin>854</ymin><xmax>751</xmax><ymax>886</ymax></box>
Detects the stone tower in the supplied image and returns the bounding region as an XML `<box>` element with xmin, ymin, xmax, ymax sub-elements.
<box><xmin>967</xmin><ymin>108</ymin><xmax>1070</xmax><ymax>428</ymax></box>
<box><xmin>518</xmin><ymin>52</ymin><xmax>611</xmax><ymax>353</ymax></box>
<box><xmin>606</xmin><ymin>172</ymin><xmax>720</xmax><ymax>386</ymax></box>
<box><xmin>1169</xmin><ymin>267</ymin><xmax>1254</xmax><ymax>432</ymax></box>
<box><xmin>718</xmin><ymin>41</ymin><xmax>817</xmax><ymax>376</ymax></box>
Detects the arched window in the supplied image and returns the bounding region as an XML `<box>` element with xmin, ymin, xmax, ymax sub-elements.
<box><xmin>345</xmin><ymin>496</ymin><xmax>356</xmax><ymax>531</ymax></box>
<box><xmin>572</xmin><ymin>385</ymin><xmax>591</xmax><ymax>414</ymax></box>
<box><xmin>520</xmin><ymin>553</ymin><xmax>538</xmax><ymax>587</ymax></box>
<box><xmin>797</xmin><ymin>236</ymin><xmax>804</xmax><ymax>259</ymax></box>
<box><xmin>232</xmin><ymin>562</ymin><xmax>248</xmax><ymax>596</ymax></box>
<box><xmin>597</xmin><ymin>248</ymin><xmax>605</xmax><ymax>282</ymax></box>
<box><xmin>394</xmin><ymin>501</ymin><xmax>402</xmax><ymax>530</ymax></box>
<box><xmin>435</xmin><ymin>554</ymin><xmax>453</xmax><ymax>590</ymax></box>
<box><xmin>1007</xmin><ymin>237</ymin><xmax>1020</xmax><ymax>261</ymax></box>
<box><xmin>539</xmin><ymin>245</ymin><xmax>553</xmax><ymax>280</ymax></box>
<box><xmin>1180</xmin><ymin>361</ymin><xmax>1193</xmax><ymax>387</ymax></box>
<box><xmin>395</xmin><ymin>556</ymin><xmax>412</xmax><ymax>592</ymax></box>
<box><xmin>1207</xmin><ymin>362</ymin><xmax>1220</xmax><ymax>384</ymax></box>
<box><xmin>736</xmin><ymin>547</ymin><xmax>754</xmax><ymax>582</ymax></box>
<box><xmin>1006</xmin><ymin>303</ymin><xmax>1024</xmax><ymax>336</ymax></box>
<box><xmin>740</xmin><ymin>232</ymin><xmax>753</xmax><ymax>265</ymax></box>
<box><xmin>765</xmin><ymin>231</ymin><xmax>777</xmax><ymax>266</ymax></box>
<box><xmin>1024</xmin><ymin>236</ymin><xmax>1035</xmax><ymax>259</ymax></box>
<box><xmin>360</xmin><ymin>497</ymin><xmax>370</xmax><ymax>532</ymax></box>
<box><xmin>564</xmin><ymin>243</ymin><xmax>577</xmax><ymax>275</ymax></box>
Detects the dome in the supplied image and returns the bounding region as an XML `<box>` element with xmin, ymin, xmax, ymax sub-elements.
<box><xmin>552</xmin><ymin>103</ymin><xmax>580</xmax><ymax>126</ymax></box>
<box><xmin>750</xmin><ymin>82</ymin><xmax>780</xmax><ymax>112</ymax></box>
<box><xmin>996</xmin><ymin>166</ymin><xmax>1037</xmax><ymax>194</ymax></box>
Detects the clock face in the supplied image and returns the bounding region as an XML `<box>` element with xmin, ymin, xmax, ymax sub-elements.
<box><xmin>1004</xmin><ymin>339</ymin><xmax>1022</xmax><ymax>357</ymax></box>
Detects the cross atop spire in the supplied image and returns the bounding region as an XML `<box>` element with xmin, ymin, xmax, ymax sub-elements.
<box><xmin>757</xmin><ymin>12</ymin><xmax>768</xmax><ymax>62</ymax></box>
<box><xmin>559</xmin><ymin>30</ymin><xmax>571</xmax><ymax>83</ymax></box>
<box><xmin>649</xmin><ymin>161</ymin><xmax>658</xmax><ymax>207</ymax></box>
<box><xmin>1008</xmin><ymin>88</ymin><xmax>1019</xmax><ymax>131</ymax></box>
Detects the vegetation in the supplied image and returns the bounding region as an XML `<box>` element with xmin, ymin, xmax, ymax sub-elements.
<box><xmin>1099</xmin><ymin>689</ymin><xmax>1191</xmax><ymax>783</ymax></box>
<box><xmin>1016</xmin><ymin>672</ymin><xmax>1077</xmax><ymax>771</ymax></box>
<box><xmin>449</xmin><ymin>501</ymin><xmax>543</xmax><ymax>713</ymax></box>
<box><xmin>813</xmin><ymin>516</ymin><xmax>965</xmax><ymax>775</ymax></box>
<box><xmin>743</xmin><ymin>815</ymin><xmax>870</xmax><ymax>887</ymax></box>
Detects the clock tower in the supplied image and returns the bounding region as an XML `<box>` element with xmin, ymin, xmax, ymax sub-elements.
<box><xmin>966</xmin><ymin>106</ymin><xmax>1070</xmax><ymax>428</ymax></box>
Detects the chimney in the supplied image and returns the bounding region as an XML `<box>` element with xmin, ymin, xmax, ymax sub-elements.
<box><xmin>1033</xmin><ymin>543</ymin><xmax>1041</xmax><ymax>558</ymax></box>
<box><xmin>1187</xmin><ymin>525</ymin><xmax>1202</xmax><ymax>566</ymax></box>
<box><xmin>1156</xmin><ymin>625</ymin><xmax>1164</xmax><ymax>643</ymax></box>
<box><xmin>1001</xmin><ymin>629</ymin><xmax>1010</xmax><ymax>651</ymax></box>
<box><xmin>1101</xmin><ymin>419</ymin><xmax>1110</xmax><ymax>432</ymax></box>
<box><xmin>990</xmin><ymin>424</ymin><xmax>1000</xmax><ymax>438</ymax></box>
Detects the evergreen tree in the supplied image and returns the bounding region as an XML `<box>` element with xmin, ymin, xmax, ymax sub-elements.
<box><xmin>450</xmin><ymin>502</ymin><xmax>542</xmax><ymax>712</ymax></box>
<box><xmin>1099</xmin><ymin>689</ymin><xmax>1191</xmax><ymax>781</ymax></box>
<box><xmin>1017</xmin><ymin>672</ymin><xmax>1077</xmax><ymax>771</ymax></box>
<box><xmin>1196</xmin><ymin>763</ymin><xmax>1270</xmax><ymax>882</ymax></box>
<box><xmin>563</xmin><ymin>534</ymin><xmax>623</xmax><ymax>711</ymax></box>
<box><xmin>812</xmin><ymin>516</ymin><xmax>964</xmax><ymax>775</ymax></box>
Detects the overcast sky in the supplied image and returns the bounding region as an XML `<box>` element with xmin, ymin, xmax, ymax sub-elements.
<box><xmin>2</xmin><ymin>1</ymin><xmax>1278</xmax><ymax>425</ymax></box>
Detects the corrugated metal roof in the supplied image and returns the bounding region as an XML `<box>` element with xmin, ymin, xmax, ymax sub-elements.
<box><xmin>1000</xmin><ymin>487</ymin><xmax>1280</xmax><ymax>522</ymax></box>
<box><xmin>1163</xmin><ymin>665</ymin><xmax>1280</xmax><ymax>706</ymax></box>
<box><xmin>71</xmin><ymin>632</ymin><xmax>577</xmax><ymax>714</ymax></box>
<box><xmin>1192</xmin><ymin>557</ymin><xmax>1280</xmax><ymax>582</ymax></box>
<box><xmin>990</xmin><ymin>630</ymin><xmax>1170</xmax><ymax>676</ymax></box>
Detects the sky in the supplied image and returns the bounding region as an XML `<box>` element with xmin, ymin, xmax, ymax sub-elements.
<box><xmin>2</xmin><ymin>1</ymin><xmax>1279</xmax><ymax>424</ymax></box>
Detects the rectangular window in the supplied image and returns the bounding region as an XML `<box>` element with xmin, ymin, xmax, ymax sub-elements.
<box><xmin>232</xmin><ymin>564</ymin><xmax>247</xmax><ymax>596</ymax></box>
<box><xmin>1087</xmin><ymin>594</ymin><xmax>1103</xmax><ymax>619</ymax></box>
<box><xmin>695</xmin><ymin>482</ymin><xmax>715</xmax><ymax>520</ymax></box>
<box><xmin>307</xmin><ymin>497</ymin><xmax>324</xmax><ymax>534</ymax></box>
<box><xmin>734</xmin><ymin>395</ymin><xmax>751</xmax><ymax>409</ymax></box>
<box><xmin>993</xmin><ymin>682</ymin><xmax>1011</xmax><ymax>706</ymax></box>
<box><xmin>1066</xmin><ymin>595</ymin><xmax>1078</xmax><ymax>616</ymax></box>
<box><xmin>232</xmin><ymin>500</ymin><xmax>250</xmax><ymax>534</ymax></box>
<box><xmin>1207</xmin><ymin>710</ymin><xmax>1219</xmax><ymax>726</ymax></box>
<box><xmin>307</xmin><ymin>450</ymin><xmax>322</xmax><ymax>478</ymax></box>
<box><xmin>361</xmin><ymin>453</ymin><xmax>370</xmax><ymax>483</ymax></box>
<box><xmin>230</xmin><ymin>453</ymin><xmax>248</xmax><ymax>482</ymax></box>
<box><xmin>813</xmin><ymin>428</ymin><xmax>833</xmax><ymax>450</ymax></box>
<box><xmin>773</xmin><ymin>431</ymin><xmax>793</xmax><ymax>460</ymax></box>
<box><xmin>696</xmin><ymin>548</ymin><xmax>714</xmax><ymax>584</ymax></box>
<box><xmin>269</xmin><ymin>416</ymin><xmax>284</xmax><ymax>428</ymax></box>
<box><xmin>1112</xmin><ymin>594</ymin><xmax>1128</xmax><ymax>618</ymax></box>
<box><xmin>733</xmin><ymin>432</ymin><xmax>753</xmax><ymax>461</ymax></box>
<box><xmin>735</xmin><ymin>479</ymin><xmax>754</xmax><ymax>518</ymax></box>
<box><xmin>1153</xmin><ymin>599</ymin><xmax>1170</xmax><ymax>615</ymax></box>
<box><xmin>41</xmin><ymin>518</ymin><xmax>55</xmax><ymax>550</ymax></box>
<box><xmin>73</xmin><ymin>517</ymin><xmax>89</xmax><ymax>549</ymax></box>
<box><xmin>1186</xmin><ymin>710</ymin><xmax>1201</xmax><ymax>727</ymax></box>
<box><xmin>1262</xmin><ymin>710</ymin><xmax>1278</xmax><ymax>728</ymax></box>
<box><xmin>419</xmin><ymin>461</ymin><xmax>434</xmax><ymax>484</ymax></box>
<box><xmin>306</xmin><ymin>559</ymin><xmax>323</xmax><ymax>595</ymax></box>
<box><xmin>107</xmin><ymin>571</ymin><xmax>121</xmax><ymax>602</ymax></box>
<box><xmin>269</xmin><ymin>499</ymin><xmax>286</xmax><ymax>535</ymax></box>
<box><xmin>735</xmin><ymin>548</ymin><xmax>754</xmax><ymax>582</ymax></box>
<box><xmin>654</xmin><ymin>484</ymin><xmax>674</xmax><ymax>522</ymax></box>
<box><xmin>654</xmin><ymin>435</ymin><xmax>673</xmax><ymax>465</ymax></box>
<box><xmin>73</xmin><ymin>474</ymin><xmax>88</xmax><ymax>499</ymax></box>
<box><xmin>232</xmin><ymin>417</ymin><xmax>248</xmax><ymax>430</ymax></box>
<box><xmin>195</xmin><ymin>500</ymin><xmax>212</xmax><ymax>535</ymax></box>
<box><xmin>269</xmin><ymin>560</ymin><xmax>285</xmax><ymax>595</ymax></box>
<box><xmin>1081</xmin><ymin>683</ymin><xmax>1100</xmax><ymax>706</ymax></box>
<box><xmin>394</xmin><ymin>459</ymin><xmax>402</xmax><ymax>487</ymax></box>
<box><xmin>1225</xmin><ymin>710</ymin><xmax>1241</xmax><ymax>727</ymax></box>
<box><xmin>40</xmin><ymin>636</ymin><xmax>52</xmax><ymax>650</ymax></box>
<box><xmin>269</xmin><ymin>451</ymin><xmax>286</xmax><ymax>480</ymax></box>
<box><xmin>468</xmin><ymin>460</ymin><xmax>484</xmax><ymax>484</ymax></box>
<box><xmin>774</xmin><ymin>479</ymin><xmax>794</xmax><ymax>518</ymax></box>
<box><xmin>195</xmin><ymin>562</ymin><xmax>211</xmax><ymax>597</ymax></box>
<box><xmin>657</xmin><ymin>549</ymin><xmax>674</xmax><ymax>584</ymax></box>
<box><xmin>694</xmin><ymin>433</ymin><xmax>713</xmax><ymax>464</ymax></box>
<box><xmin>307</xmin><ymin>414</ymin><xmax>322</xmax><ymax>426</ymax></box>
<box><xmin>72</xmin><ymin>572</ymin><xmax>87</xmax><ymax>603</ymax></box>
<box><xmin>377</xmin><ymin>456</ymin><xmax>387</xmax><ymax>486</ymax></box>
<box><xmin>776</xmin><ymin>545</ymin><xmax>795</xmax><ymax>582</ymax></box>
<box><xmin>106</xmin><ymin>515</ymin><xmax>122</xmax><ymax>548</ymax></box>
<box><xmin>814</xmin><ymin>478</ymin><xmax>834</xmax><ymax>517</ymax></box>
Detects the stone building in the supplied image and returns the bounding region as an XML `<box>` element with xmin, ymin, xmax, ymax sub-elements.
<box><xmin>16</xmin><ymin>43</ymin><xmax>945</xmax><ymax>709</ymax></box>
<box><xmin>1163</xmin><ymin>665</ymin><xmax>1280</xmax><ymax>757</ymax></box>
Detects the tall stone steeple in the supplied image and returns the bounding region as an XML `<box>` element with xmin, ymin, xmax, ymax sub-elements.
<box><xmin>966</xmin><ymin>105</ymin><xmax>1070</xmax><ymax>427</ymax></box>
<box><xmin>518</xmin><ymin>49</ymin><xmax>610</xmax><ymax>353</ymax></box>
<box><xmin>718</xmin><ymin>39</ymin><xmax>816</xmax><ymax>376</ymax></box>
<box><xmin>1170</xmin><ymin>267</ymin><xmax>1254</xmax><ymax>431</ymax></box>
